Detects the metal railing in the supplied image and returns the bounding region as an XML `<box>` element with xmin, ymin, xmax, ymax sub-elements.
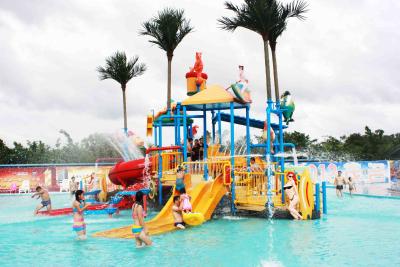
<box><xmin>234</xmin><ymin>171</ymin><xmax>268</xmax><ymax>206</ymax></box>
<box><xmin>182</xmin><ymin>160</ymin><xmax>230</xmax><ymax>181</ymax></box>
<box><xmin>150</xmin><ymin>151</ymin><xmax>183</xmax><ymax>177</ymax></box>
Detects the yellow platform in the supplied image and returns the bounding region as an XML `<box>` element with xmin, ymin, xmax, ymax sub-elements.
<box><xmin>93</xmin><ymin>174</ymin><xmax>227</xmax><ymax>239</ymax></box>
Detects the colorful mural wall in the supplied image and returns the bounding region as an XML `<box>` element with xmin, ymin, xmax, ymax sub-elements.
<box><xmin>0</xmin><ymin>165</ymin><xmax>116</xmax><ymax>192</ymax></box>
<box><xmin>292</xmin><ymin>160</ymin><xmax>390</xmax><ymax>184</ymax></box>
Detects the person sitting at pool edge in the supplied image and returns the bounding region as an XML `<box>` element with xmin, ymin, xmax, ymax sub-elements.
<box><xmin>334</xmin><ymin>171</ymin><xmax>345</xmax><ymax>198</ymax></box>
<box><xmin>172</xmin><ymin>196</ymin><xmax>186</xmax><ymax>229</ymax></box>
<box><xmin>31</xmin><ymin>186</ymin><xmax>52</xmax><ymax>215</ymax></box>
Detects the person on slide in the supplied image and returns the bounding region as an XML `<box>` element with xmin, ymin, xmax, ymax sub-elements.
<box><xmin>172</xmin><ymin>196</ymin><xmax>186</xmax><ymax>229</ymax></box>
<box><xmin>179</xmin><ymin>188</ymin><xmax>192</xmax><ymax>213</ymax></box>
<box><xmin>284</xmin><ymin>172</ymin><xmax>302</xmax><ymax>220</ymax></box>
<box><xmin>131</xmin><ymin>191</ymin><xmax>152</xmax><ymax>247</ymax></box>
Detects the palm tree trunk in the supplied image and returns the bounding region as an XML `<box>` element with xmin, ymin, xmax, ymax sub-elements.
<box><xmin>263</xmin><ymin>39</ymin><xmax>272</xmax><ymax>100</ymax></box>
<box><xmin>270</xmin><ymin>42</ymin><xmax>280</xmax><ymax>103</ymax></box>
<box><xmin>122</xmin><ymin>84</ymin><xmax>128</xmax><ymax>134</ymax></box>
<box><xmin>167</xmin><ymin>55</ymin><xmax>172</xmax><ymax>112</ymax></box>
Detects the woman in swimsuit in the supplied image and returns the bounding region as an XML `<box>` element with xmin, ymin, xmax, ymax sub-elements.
<box><xmin>132</xmin><ymin>191</ymin><xmax>152</xmax><ymax>247</ymax></box>
<box><xmin>284</xmin><ymin>172</ymin><xmax>302</xmax><ymax>220</ymax></box>
<box><xmin>72</xmin><ymin>190</ymin><xmax>90</xmax><ymax>240</ymax></box>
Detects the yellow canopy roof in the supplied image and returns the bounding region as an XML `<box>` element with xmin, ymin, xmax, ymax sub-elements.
<box><xmin>182</xmin><ymin>84</ymin><xmax>242</xmax><ymax>106</ymax></box>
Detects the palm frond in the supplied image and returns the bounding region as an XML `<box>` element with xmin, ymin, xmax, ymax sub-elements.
<box><xmin>284</xmin><ymin>0</ymin><xmax>308</xmax><ymax>20</ymax></box>
<box><xmin>140</xmin><ymin>7</ymin><xmax>194</xmax><ymax>56</ymax></box>
<box><xmin>97</xmin><ymin>51</ymin><xmax>146</xmax><ymax>87</ymax></box>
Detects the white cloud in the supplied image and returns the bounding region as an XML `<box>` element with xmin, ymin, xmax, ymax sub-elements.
<box><xmin>0</xmin><ymin>0</ymin><xmax>399</xmax><ymax>147</ymax></box>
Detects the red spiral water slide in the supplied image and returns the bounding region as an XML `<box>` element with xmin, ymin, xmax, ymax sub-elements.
<box><xmin>108</xmin><ymin>146</ymin><xmax>181</xmax><ymax>187</ymax></box>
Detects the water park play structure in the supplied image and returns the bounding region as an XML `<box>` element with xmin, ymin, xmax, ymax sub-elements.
<box><xmin>93</xmin><ymin>55</ymin><xmax>328</xmax><ymax>239</ymax></box>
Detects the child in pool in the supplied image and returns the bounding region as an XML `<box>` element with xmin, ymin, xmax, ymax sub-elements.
<box><xmin>132</xmin><ymin>191</ymin><xmax>152</xmax><ymax>247</ymax></box>
<box><xmin>179</xmin><ymin>187</ymin><xmax>192</xmax><ymax>213</ymax></box>
<box><xmin>72</xmin><ymin>190</ymin><xmax>90</xmax><ymax>240</ymax></box>
<box><xmin>348</xmin><ymin>177</ymin><xmax>356</xmax><ymax>197</ymax></box>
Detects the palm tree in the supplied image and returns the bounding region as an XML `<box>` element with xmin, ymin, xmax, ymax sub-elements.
<box><xmin>97</xmin><ymin>51</ymin><xmax>146</xmax><ymax>133</ymax></box>
<box><xmin>218</xmin><ymin>0</ymin><xmax>282</xmax><ymax>100</ymax></box>
<box><xmin>140</xmin><ymin>8</ymin><xmax>193</xmax><ymax>112</ymax></box>
<box><xmin>269</xmin><ymin>1</ymin><xmax>307</xmax><ymax>103</ymax></box>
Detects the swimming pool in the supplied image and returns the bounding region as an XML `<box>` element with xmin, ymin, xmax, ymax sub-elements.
<box><xmin>0</xmin><ymin>191</ymin><xmax>399</xmax><ymax>267</ymax></box>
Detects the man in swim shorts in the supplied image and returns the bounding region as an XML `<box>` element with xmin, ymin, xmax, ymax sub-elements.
<box><xmin>172</xmin><ymin>196</ymin><xmax>185</xmax><ymax>229</ymax></box>
<box><xmin>334</xmin><ymin>171</ymin><xmax>345</xmax><ymax>198</ymax></box>
<box><xmin>31</xmin><ymin>186</ymin><xmax>52</xmax><ymax>215</ymax></box>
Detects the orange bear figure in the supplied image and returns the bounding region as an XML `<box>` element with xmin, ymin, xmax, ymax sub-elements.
<box><xmin>190</xmin><ymin>52</ymin><xmax>204</xmax><ymax>85</ymax></box>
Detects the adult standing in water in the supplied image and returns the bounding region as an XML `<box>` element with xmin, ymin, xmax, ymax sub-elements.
<box><xmin>334</xmin><ymin>171</ymin><xmax>345</xmax><ymax>198</ymax></box>
<box><xmin>131</xmin><ymin>191</ymin><xmax>152</xmax><ymax>247</ymax></box>
<box><xmin>284</xmin><ymin>172</ymin><xmax>302</xmax><ymax>220</ymax></box>
<box><xmin>72</xmin><ymin>190</ymin><xmax>90</xmax><ymax>240</ymax></box>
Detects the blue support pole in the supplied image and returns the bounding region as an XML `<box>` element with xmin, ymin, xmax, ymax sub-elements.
<box><xmin>154</xmin><ymin>125</ymin><xmax>157</xmax><ymax>147</ymax></box>
<box><xmin>211</xmin><ymin>110</ymin><xmax>216</xmax><ymax>144</ymax></box>
<box><xmin>230</xmin><ymin>102</ymin><xmax>235</xmax><ymax>215</ymax></box>
<box><xmin>266</xmin><ymin>100</ymin><xmax>273</xmax><ymax>211</ymax></box>
<box><xmin>203</xmin><ymin>105</ymin><xmax>208</xmax><ymax>180</ymax></box>
<box><xmin>183</xmin><ymin>106</ymin><xmax>188</xmax><ymax>163</ymax></box>
<box><xmin>315</xmin><ymin>183</ymin><xmax>320</xmax><ymax>215</ymax></box>
<box><xmin>322</xmin><ymin>181</ymin><xmax>327</xmax><ymax>214</ymax></box>
<box><xmin>246</xmin><ymin>105</ymin><xmax>250</xmax><ymax>168</ymax></box>
<box><xmin>278</xmin><ymin>102</ymin><xmax>285</xmax><ymax>204</ymax></box>
<box><xmin>218</xmin><ymin>110</ymin><xmax>222</xmax><ymax>145</ymax></box>
<box><xmin>158</xmin><ymin>125</ymin><xmax>163</xmax><ymax>205</ymax></box>
<box><xmin>177</xmin><ymin>104</ymin><xmax>181</xmax><ymax>145</ymax></box>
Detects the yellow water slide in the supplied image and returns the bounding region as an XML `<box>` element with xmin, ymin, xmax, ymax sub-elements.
<box><xmin>93</xmin><ymin>174</ymin><xmax>227</xmax><ymax>239</ymax></box>
<box><xmin>298</xmin><ymin>169</ymin><xmax>314</xmax><ymax>220</ymax></box>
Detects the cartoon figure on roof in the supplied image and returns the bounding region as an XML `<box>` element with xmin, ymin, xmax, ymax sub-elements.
<box><xmin>190</xmin><ymin>52</ymin><xmax>204</xmax><ymax>86</ymax></box>
<box><xmin>229</xmin><ymin>65</ymin><xmax>252</xmax><ymax>103</ymax></box>
<box><xmin>186</xmin><ymin>52</ymin><xmax>208</xmax><ymax>95</ymax></box>
<box><xmin>280</xmin><ymin>91</ymin><xmax>295</xmax><ymax>125</ymax></box>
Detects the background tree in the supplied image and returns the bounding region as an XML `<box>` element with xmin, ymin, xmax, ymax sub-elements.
<box><xmin>140</xmin><ymin>8</ymin><xmax>193</xmax><ymax>111</ymax></box>
<box><xmin>97</xmin><ymin>51</ymin><xmax>146</xmax><ymax>133</ymax></box>
<box><xmin>269</xmin><ymin>0</ymin><xmax>307</xmax><ymax>102</ymax></box>
<box><xmin>219</xmin><ymin>0</ymin><xmax>281</xmax><ymax>100</ymax></box>
<box><xmin>284</xmin><ymin>131</ymin><xmax>315</xmax><ymax>150</ymax></box>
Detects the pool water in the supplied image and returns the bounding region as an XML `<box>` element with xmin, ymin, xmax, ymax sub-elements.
<box><xmin>0</xmin><ymin>191</ymin><xmax>399</xmax><ymax>267</ymax></box>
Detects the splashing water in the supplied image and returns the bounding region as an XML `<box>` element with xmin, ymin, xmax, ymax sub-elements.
<box><xmin>292</xmin><ymin>147</ymin><xmax>298</xmax><ymax>166</ymax></box>
<box><xmin>265</xmin><ymin>154</ymin><xmax>274</xmax><ymax>219</ymax></box>
<box><xmin>106</xmin><ymin>131</ymin><xmax>144</xmax><ymax>161</ymax></box>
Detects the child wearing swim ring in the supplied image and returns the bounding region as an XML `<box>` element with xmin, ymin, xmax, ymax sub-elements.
<box><xmin>132</xmin><ymin>191</ymin><xmax>152</xmax><ymax>247</ymax></box>
<box><xmin>179</xmin><ymin>187</ymin><xmax>192</xmax><ymax>213</ymax></box>
<box><xmin>72</xmin><ymin>190</ymin><xmax>90</xmax><ymax>240</ymax></box>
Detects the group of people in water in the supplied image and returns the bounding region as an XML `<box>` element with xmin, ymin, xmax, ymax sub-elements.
<box><xmin>334</xmin><ymin>170</ymin><xmax>356</xmax><ymax>198</ymax></box>
<box><xmin>29</xmin><ymin>164</ymin><xmax>358</xmax><ymax>246</ymax></box>
<box><xmin>131</xmin><ymin>166</ymin><xmax>193</xmax><ymax>247</ymax></box>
